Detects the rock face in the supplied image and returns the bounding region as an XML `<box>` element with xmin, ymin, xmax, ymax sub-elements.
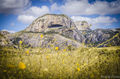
<box><xmin>74</xmin><ymin>21</ymin><xmax>91</xmax><ymax>30</ymax></box>
<box><xmin>8</xmin><ymin>32</ymin><xmax>81</xmax><ymax>48</ymax></box>
<box><xmin>22</xmin><ymin>14</ymin><xmax>82</xmax><ymax>48</ymax></box>
<box><xmin>4</xmin><ymin>14</ymin><xmax>83</xmax><ymax>48</ymax></box>
<box><xmin>0</xmin><ymin>31</ymin><xmax>10</xmax><ymax>35</ymax></box>
<box><xmin>25</xmin><ymin>14</ymin><xmax>76</xmax><ymax>32</ymax></box>
<box><xmin>0</xmin><ymin>31</ymin><xmax>10</xmax><ymax>46</ymax></box>
<box><xmin>78</xmin><ymin>29</ymin><xmax>120</xmax><ymax>47</ymax></box>
<box><xmin>0</xmin><ymin>14</ymin><xmax>120</xmax><ymax>48</ymax></box>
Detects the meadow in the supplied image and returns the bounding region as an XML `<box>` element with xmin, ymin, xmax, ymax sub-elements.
<box><xmin>0</xmin><ymin>42</ymin><xmax>120</xmax><ymax>79</ymax></box>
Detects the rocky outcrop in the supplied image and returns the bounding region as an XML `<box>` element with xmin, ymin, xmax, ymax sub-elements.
<box><xmin>74</xmin><ymin>21</ymin><xmax>91</xmax><ymax>30</ymax></box>
<box><xmin>22</xmin><ymin>14</ymin><xmax>82</xmax><ymax>48</ymax></box>
<box><xmin>0</xmin><ymin>14</ymin><xmax>120</xmax><ymax>48</ymax></box>
<box><xmin>77</xmin><ymin>29</ymin><xmax>120</xmax><ymax>47</ymax></box>
<box><xmin>6</xmin><ymin>31</ymin><xmax>82</xmax><ymax>48</ymax></box>
<box><xmin>0</xmin><ymin>30</ymin><xmax>10</xmax><ymax>35</ymax></box>
<box><xmin>25</xmin><ymin>14</ymin><xmax>76</xmax><ymax>32</ymax></box>
<box><xmin>0</xmin><ymin>31</ymin><xmax>10</xmax><ymax>46</ymax></box>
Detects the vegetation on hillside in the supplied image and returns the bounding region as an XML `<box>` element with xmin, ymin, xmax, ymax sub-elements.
<box><xmin>0</xmin><ymin>27</ymin><xmax>120</xmax><ymax>79</ymax></box>
<box><xmin>0</xmin><ymin>40</ymin><xmax>120</xmax><ymax>79</ymax></box>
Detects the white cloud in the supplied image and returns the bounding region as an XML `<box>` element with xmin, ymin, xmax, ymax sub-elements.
<box><xmin>18</xmin><ymin>6</ymin><xmax>50</xmax><ymax>24</ymax></box>
<box><xmin>0</xmin><ymin>0</ymin><xmax>31</xmax><ymax>14</ymax></box>
<box><xmin>71</xmin><ymin>16</ymin><xmax>117</xmax><ymax>28</ymax></box>
<box><xmin>23</xmin><ymin>6</ymin><xmax>50</xmax><ymax>17</ymax></box>
<box><xmin>51</xmin><ymin>0</ymin><xmax>120</xmax><ymax>15</ymax></box>
<box><xmin>51</xmin><ymin>3</ymin><xmax>59</xmax><ymax>12</ymax></box>
<box><xmin>18</xmin><ymin>15</ymin><xmax>36</xmax><ymax>24</ymax></box>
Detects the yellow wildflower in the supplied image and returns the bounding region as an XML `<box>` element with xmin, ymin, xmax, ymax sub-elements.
<box><xmin>55</xmin><ymin>47</ymin><xmax>59</xmax><ymax>50</ymax></box>
<box><xmin>46</xmin><ymin>55</ymin><xmax>49</xmax><ymax>59</ymax></box>
<box><xmin>63</xmin><ymin>49</ymin><xmax>66</xmax><ymax>52</ymax></box>
<box><xmin>77</xmin><ymin>68</ymin><xmax>80</xmax><ymax>71</ymax></box>
<box><xmin>76</xmin><ymin>63</ymin><xmax>79</xmax><ymax>66</ymax></box>
<box><xmin>19</xmin><ymin>40</ymin><xmax>22</xmax><ymax>45</ymax></box>
<box><xmin>40</xmin><ymin>34</ymin><xmax>44</xmax><ymax>38</ymax></box>
<box><xmin>18</xmin><ymin>62</ymin><xmax>26</xmax><ymax>69</ymax></box>
<box><xmin>26</xmin><ymin>50</ymin><xmax>29</xmax><ymax>54</ymax></box>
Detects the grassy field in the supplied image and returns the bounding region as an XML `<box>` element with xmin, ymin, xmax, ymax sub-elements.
<box><xmin>0</xmin><ymin>45</ymin><xmax>120</xmax><ymax>79</ymax></box>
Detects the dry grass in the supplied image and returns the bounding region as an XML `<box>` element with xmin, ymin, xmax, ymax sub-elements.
<box><xmin>0</xmin><ymin>46</ymin><xmax>120</xmax><ymax>79</ymax></box>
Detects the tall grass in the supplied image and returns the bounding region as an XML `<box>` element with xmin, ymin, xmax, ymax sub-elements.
<box><xmin>0</xmin><ymin>45</ymin><xmax>120</xmax><ymax>79</ymax></box>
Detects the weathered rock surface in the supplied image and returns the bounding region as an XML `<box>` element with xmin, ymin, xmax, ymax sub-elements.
<box><xmin>0</xmin><ymin>31</ymin><xmax>10</xmax><ymax>46</ymax></box>
<box><xmin>23</xmin><ymin>14</ymin><xmax>82</xmax><ymax>48</ymax></box>
<box><xmin>0</xmin><ymin>31</ymin><xmax>10</xmax><ymax>35</ymax></box>
<box><xmin>0</xmin><ymin>14</ymin><xmax>120</xmax><ymax>48</ymax></box>
<box><xmin>25</xmin><ymin>14</ymin><xmax>76</xmax><ymax>32</ymax></box>
<box><xmin>74</xmin><ymin>21</ymin><xmax>91</xmax><ymax>30</ymax></box>
<box><xmin>78</xmin><ymin>29</ymin><xmax>120</xmax><ymax>47</ymax></box>
<box><xmin>6</xmin><ymin>31</ymin><xmax>82</xmax><ymax>48</ymax></box>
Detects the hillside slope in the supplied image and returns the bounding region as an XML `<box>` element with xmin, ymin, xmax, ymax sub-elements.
<box><xmin>0</xmin><ymin>14</ymin><xmax>120</xmax><ymax>48</ymax></box>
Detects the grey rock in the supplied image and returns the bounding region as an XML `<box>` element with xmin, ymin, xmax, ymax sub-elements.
<box><xmin>0</xmin><ymin>31</ymin><xmax>10</xmax><ymax>35</ymax></box>
<box><xmin>25</xmin><ymin>14</ymin><xmax>77</xmax><ymax>32</ymax></box>
<box><xmin>1</xmin><ymin>14</ymin><xmax>120</xmax><ymax>48</ymax></box>
<box><xmin>0</xmin><ymin>31</ymin><xmax>10</xmax><ymax>46</ymax></box>
<box><xmin>74</xmin><ymin>21</ymin><xmax>91</xmax><ymax>30</ymax></box>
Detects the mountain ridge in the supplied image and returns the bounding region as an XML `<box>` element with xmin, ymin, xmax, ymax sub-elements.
<box><xmin>0</xmin><ymin>14</ymin><xmax>120</xmax><ymax>48</ymax></box>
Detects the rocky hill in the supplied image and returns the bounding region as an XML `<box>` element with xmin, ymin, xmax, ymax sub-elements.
<box><xmin>25</xmin><ymin>14</ymin><xmax>76</xmax><ymax>32</ymax></box>
<box><xmin>4</xmin><ymin>14</ymin><xmax>83</xmax><ymax>48</ymax></box>
<box><xmin>0</xmin><ymin>31</ymin><xmax>10</xmax><ymax>46</ymax></box>
<box><xmin>74</xmin><ymin>21</ymin><xmax>91</xmax><ymax>30</ymax></box>
<box><xmin>78</xmin><ymin>29</ymin><xmax>120</xmax><ymax>47</ymax></box>
<box><xmin>0</xmin><ymin>14</ymin><xmax>120</xmax><ymax>48</ymax></box>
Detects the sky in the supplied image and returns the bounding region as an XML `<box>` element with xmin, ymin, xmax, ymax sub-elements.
<box><xmin>0</xmin><ymin>0</ymin><xmax>120</xmax><ymax>33</ymax></box>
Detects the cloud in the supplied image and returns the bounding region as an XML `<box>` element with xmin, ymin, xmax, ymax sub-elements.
<box><xmin>51</xmin><ymin>3</ymin><xmax>59</xmax><ymax>12</ymax></box>
<box><xmin>71</xmin><ymin>16</ymin><xmax>117</xmax><ymax>28</ymax></box>
<box><xmin>18</xmin><ymin>6</ymin><xmax>50</xmax><ymax>24</ymax></box>
<box><xmin>51</xmin><ymin>0</ymin><xmax>120</xmax><ymax>15</ymax></box>
<box><xmin>0</xmin><ymin>0</ymin><xmax>31</xmax><ymax>14</ymax></box>
<box><xmin>23</xmin><ymin>6</ymin><xmax>50</xmax><ymax>17</ymax></box>
<box><xmin>18</xmin><ymin>15</ymin><xmax>36</xmax><ymax>24</ymax></box>
<box><xmin>1</xmin><ymin>29</ymin><xmax>16</xmax><ymax>33</ymax></box>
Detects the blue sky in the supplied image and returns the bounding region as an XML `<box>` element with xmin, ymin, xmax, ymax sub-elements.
<box><xmin>0</xmin><ymin>0</ymin><xmax>120</xmax><ymax>33</ymax></box>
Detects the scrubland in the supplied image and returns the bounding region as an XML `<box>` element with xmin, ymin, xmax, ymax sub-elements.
<box><xmin>0</xmin><ymin>44</ymin><xmax>120</xmax><ymax>79</ymax></box>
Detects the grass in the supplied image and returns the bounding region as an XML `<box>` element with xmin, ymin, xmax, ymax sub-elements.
<box><xmin>0</xmin><ymin>46</ymin><xmax>120</xmax><ymax>79</ymax></box>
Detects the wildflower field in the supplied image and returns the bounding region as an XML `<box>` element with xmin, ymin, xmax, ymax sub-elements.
<box><xmin>0</xmin><ymin>45</ymin><xmax>120</xmax><ymax>79</ymax></box>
